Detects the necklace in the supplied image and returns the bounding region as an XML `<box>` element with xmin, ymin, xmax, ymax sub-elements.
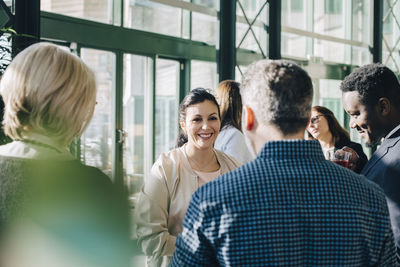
<box><xmin>185</xmin><ymin>146</ymin><xmax>218</xmax><ymax>171</ymax></box>
<box><xmin>21</xmin><ymin>139</ymin><xmax>62</xmax><ymax>154</ymax></box>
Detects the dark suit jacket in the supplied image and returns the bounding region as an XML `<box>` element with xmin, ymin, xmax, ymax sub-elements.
<box><xmin>362</xmin><ymin>126</ymin><xmax>400</xmax><ymax>248</ymax></box>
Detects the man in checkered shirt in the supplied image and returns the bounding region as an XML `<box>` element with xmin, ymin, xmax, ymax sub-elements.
<box><xmin>170</xmin><ymin>59</ymin><xmax>397</xmax><ymax>266</ymax></box>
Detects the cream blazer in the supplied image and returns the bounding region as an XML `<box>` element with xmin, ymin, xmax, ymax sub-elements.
<box><xmin>134</xmin><ymin>145</ymin><xmax>240</xmax><ymax>267</ymax></box>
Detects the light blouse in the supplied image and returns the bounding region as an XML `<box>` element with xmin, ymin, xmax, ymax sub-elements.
<box><xmin>134</xmin><ymin>145</ymin><xmax>240</xmax><ymax>267</ymax></box>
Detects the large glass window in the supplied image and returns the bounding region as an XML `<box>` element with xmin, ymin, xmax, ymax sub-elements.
<box><xmin>282</xmin><ymin>0</ymin><xmax>312</xmax><ymax>58</ymax></box>
<box><xmin>191</xmin><ymin>0</ymin><xmax>219</xmax><ymax>44</ymax></box>
<box><xmin>80</xmin><ymin>48</ymin><xmax>115</xmax><ymax>177</ymax></box>
<box><xmin>236</xmin><ymin>0</ymin><xmax>268</xmax><ymax>56</ymax></box>
<box><xmin>123</xmin><ymin>0</ymin><xmax>219</xmax><ymax>44</ymax></box>
<box><xmin>350</xmin><ymin>1</ymin><xmax>372</xmax><ymax>65</ymax></box>
<box><xmin>123</xmin><ymin>54</ymin><xmax>153</xmax><ymax>195</ymax></box>
<box><xmin>382</xmin><ymin>0</ymin><xmax>400</xmax><ymax>73</ymax></box>
<box><xmin>123</xmin><ymin>0</ymin><xmax>189</xmax><ymax>38</ymax></box>
<box><xmin>281</xmin><ymin>0</ymin><xmax>372</xmax><ymax>64</ymax></box>
<box><xmin>313</xmin><ymin>0</ymin><xmax>350</xmax><ymax>63</ymax></box>
<box><xmin>154</xmin><ymin>59</ymin><xmax>180</xmax><ymax>159</ymax></box>
<box><xmin>314</xmin><ymin>0</ymin><xmax>347</xmax><ymax>38</ymax></box>
<box><xmin>41</xmin><ymin>0</ymin><xmax>115</xmax><ymax>24</ymax></box>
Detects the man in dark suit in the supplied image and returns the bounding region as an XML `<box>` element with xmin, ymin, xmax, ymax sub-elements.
<box><xmin>341</xmin><ymin>63</ymin><xmax>400</xmax><ymax>261</ymax></box>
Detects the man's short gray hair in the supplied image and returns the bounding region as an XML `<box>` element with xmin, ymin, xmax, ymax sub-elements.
<box><xmin>241</xmin><ymin>59</ymin><xmax>313</xmax><ymax>134</ymax></box>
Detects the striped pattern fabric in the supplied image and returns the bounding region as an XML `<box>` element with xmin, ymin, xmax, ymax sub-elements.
<box><xmin>171</xmin><ymin>140</ymin><xmax>397</xmax><ymax>266</ymax></box>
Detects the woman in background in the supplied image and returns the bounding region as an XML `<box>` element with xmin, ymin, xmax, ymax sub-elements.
<box><xmin>135</xmin><ymin>88</ymin><xmax>240</xmax><ymax>267</ymax></box>
<box><xmin>214</xmin><ymin>80</ymin><xmax>254</xmax><ymax>164</ymax></box>
<box><xmin>307</xmin><ymin>105</ymin><xmax>367</xmax><ymax>173</ymax></box>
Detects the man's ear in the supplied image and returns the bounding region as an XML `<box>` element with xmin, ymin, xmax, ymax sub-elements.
<box><xmin>377</xmin><ymin>97</ymin><xmax>391</xmax><ymax>116</ymax></box>
<box><xmin>244</xmin><ymin>105</ymin><xmax>255</xmax><ymax>131</ymax></box>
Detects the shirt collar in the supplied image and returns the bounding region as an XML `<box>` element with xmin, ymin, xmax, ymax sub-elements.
<box><xmin>22</xmin><ymin>132</ymin><xmax>66</xmax><ymax>151</ymax></box>
<box><xmin>4</xmin><ymin>132</ymin><xmax>75</xmax><ymax>160</ymax></box>
<box><xmin>257</xmin><ymin>139</ymin><xmax>325</xmax><ymax>160</ymax></box>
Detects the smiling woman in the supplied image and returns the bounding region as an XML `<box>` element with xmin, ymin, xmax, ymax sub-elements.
<box><xmin>134</xmin><ymin>88</ymin><xmax>240</xmax><ymax>267</ymax></box>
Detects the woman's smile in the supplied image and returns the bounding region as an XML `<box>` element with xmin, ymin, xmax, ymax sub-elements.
<box><xmin>180</xmin><ymin>100</ymin><xmax>221</xmax><ymax>151</ymax></box>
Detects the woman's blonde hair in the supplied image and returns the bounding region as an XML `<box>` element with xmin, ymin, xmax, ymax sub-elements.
<box><xmin>0</xmin><ymin>42</ymin><xmax>96</xmax><ymax>146</ymax></box>
<box><xmin>216</xmin><ymin>80</ymin><xmax>242</xmax><ymax>131</ymax></box>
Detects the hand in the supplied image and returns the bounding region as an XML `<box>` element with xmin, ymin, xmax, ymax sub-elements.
<box><xmin>340</xmin><ymin>146</ymin><xmax>359</xmax><ymax>171</ymax></box>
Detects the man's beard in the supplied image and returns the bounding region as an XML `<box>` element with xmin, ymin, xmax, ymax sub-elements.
<box><xmin>365</xmin><ymin>136</ymin><xmax>382</xmax><ymax>148</ymax></box>
<box><xmin>355</xmin><ymin>124</ymin><xmax>382</xmax><ymax>148</ymax></box>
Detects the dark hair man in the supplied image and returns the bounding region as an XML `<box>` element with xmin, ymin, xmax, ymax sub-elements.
<box><xmin>341</xmin><ymin>63</ymin><xmax>400</xmax><ymax>261</ymax></box>
<box><xmin>170</xmin><ymin>59</ymin><xmax>396</xmax><ymax>266</ymax></box>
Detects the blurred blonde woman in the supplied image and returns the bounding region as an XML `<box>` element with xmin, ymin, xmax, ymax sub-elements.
<box><xmin>214</xmin><ymin>80</ymin><xmax>254</xmax><ymax>164</ymax></box>
<box><xmin>0</xmin><ymin>42</ymin><xmax>131</xmax><ymax>267</ymax></box>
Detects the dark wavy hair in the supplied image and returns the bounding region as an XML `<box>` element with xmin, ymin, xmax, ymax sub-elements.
<box><xmin>175</xmin><ymin>88</ymin><xmax>220</xmax><ymax>147</ymax></box>
<box><xmin>307</xmin><ymin>106</ymin><xmax>350</xmax><ymax>146</ymax></box>
<box><xmin>340</xmin><ymin>63</ymin><xmax>400</xmax><ymax>109</ymax></box>
<box><xmin>217</xmin><ymin>80</ymin><xmax>242</xmax><ymax>131</ymax></box>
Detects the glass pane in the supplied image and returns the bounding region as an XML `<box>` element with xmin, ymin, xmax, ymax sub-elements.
<box><xmin>235</xmin><ymin>65</ymin><xmax>248</xmax><ymax>83</ymax></box>
<box><xmin>191</xmin><ymin>60</ymin><xmax>218</xmax><ymax>90</ymax></box>
<box><xmin>192</xmin><ymin>12</ymin><xmax>218</xmax><ymax>45</ymax></box>
<box><xmin>236</xmin><ymin>0</ymin><xmax>268</xmax><ymax>55</ymax></box>
<box><xmin>318</xmin><ymin>79</ymin><xmax>343</xmax><ymax>123</ymax></box>
<box><xmin>314</xmin><ymin>0</ymin><xmax>346</xmax><ymax>39</ymax></box>
<box><xmin>282</xmin><ymin>33</ymin><xmax>310</xmax><ymax>58</ymax></box>
<box><xmin>382</xmin><ymin>0</ymin><xmax>400</xmax><ymax>72</ymax></box>
<box><xmin>192</xmin><ymin>0</ymin><xmax>219</xmax><ymax>9</ymax></box>
<box><xmin>314</xmin><ymin>39</ymin><xmax>350</xmax><ymax>64</ymax></box>
<box><xmin>123</xmin><ymin>54</ymin><xmax>153</xmax><ymax>195</ymax></box>
<box><xmin>124</xmin><ymin>0</ymin><xmax>188</xmax><ymax>38</ymax></box>
<box><xmin>155</xmin><ymin>59</ymin><xmax>180</xmax><ymax>160</ymax></box>
<box><xmin>351</xmin><ymin>0</ymin><xmax>371</xmax><ymax>43</ymax></box>
<box><xmin>3</xmin><ymin>0</ymin><xmax>12</xmax><ymax>7</ymax></box>
<box><xmin>282</xmin><ymin>0</ymin><xmax>307</xmax><ymax>30</ymax></box>
<box><xmin>41</xmin><ymin>0</ymin><xmax>114</xmax><ymax>24</ymax></box>
<box><xmin>351</xmin><ymin>46</ymin><xmax>372</xmax><ymax>66</ymax></box>
<box><xmin>237</xmin><ymin>0</ymin><xmax>268</xmax><ymax>24</ymax></box>
<box><xmin>236</xmin><ymin>22</ymin><xmax>267</xmax><ymax>55</ymax></box>
<box><xmin>80</xmin><ymin>48</ymin><xmax>115</xmax><ymax>177</ymax></box>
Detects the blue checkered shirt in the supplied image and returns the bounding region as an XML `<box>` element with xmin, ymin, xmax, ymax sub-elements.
<box><xmin>171</xmin><ymin>140</ymin><xmax>397</xmax><ymax>266</ymax></box>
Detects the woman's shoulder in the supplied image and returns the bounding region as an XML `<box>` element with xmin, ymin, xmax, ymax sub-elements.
<box><xmin>0</xmin><ymin>141</ymin><xmax>74</xmax><ymax>161</ymax></box>
<box><xmin>150</xmin><ymin>147</ymin><xmax>188</xmax><ymax>183</ymax></box>
<box><xmin>153</xmin><ymin>147</ymin><xmax>184</xmax><ymax>169</ymax></box>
